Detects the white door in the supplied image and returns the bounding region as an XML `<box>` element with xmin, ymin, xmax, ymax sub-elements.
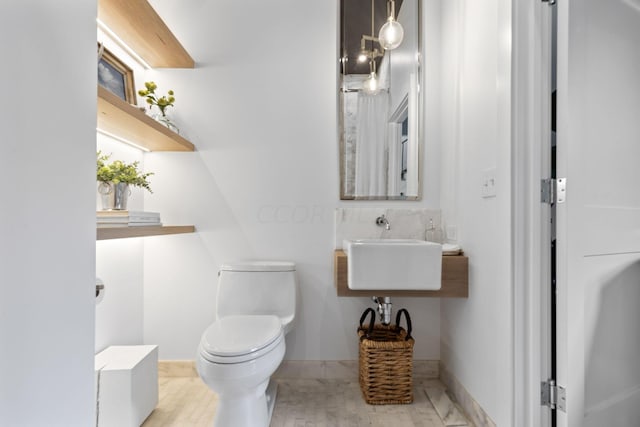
<box><xmin>556</xmin><ymin>0</ymin><xmax>640</xmax><ymax>426</ymax></box>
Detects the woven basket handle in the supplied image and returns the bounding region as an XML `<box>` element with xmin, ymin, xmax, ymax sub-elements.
<box><xmin>395</xmin><ymin>308</ymin><xmax>413</xmax><ymax>341</ymax></box>
<box><xmin>358</xmin><ymin>307</ymin><xmax>376</xmax><ymax>339</ymax></box>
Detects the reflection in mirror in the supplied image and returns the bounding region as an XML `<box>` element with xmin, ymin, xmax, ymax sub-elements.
<box><xmin>339</xmin><ymin>0</ymin><xmax>421</xmax><ymax>200</ymax></box>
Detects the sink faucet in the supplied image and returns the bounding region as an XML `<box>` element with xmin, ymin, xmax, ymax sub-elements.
<box><xmin>375</xmin><ymin>214</ymin><xmax>391</xmax><ymax>230</ymax></box>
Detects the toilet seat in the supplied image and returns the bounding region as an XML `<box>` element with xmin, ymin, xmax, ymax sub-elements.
<box><xmin>199</xmin><ymin>315</ymin><xmax>284</xmax><ymax>364</ymax></box>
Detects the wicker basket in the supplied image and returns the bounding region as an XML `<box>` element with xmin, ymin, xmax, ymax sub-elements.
<box><xmin>357</xmin><ymin>307</ymin><xmax>414</xmax><ymax>405</ymax></box>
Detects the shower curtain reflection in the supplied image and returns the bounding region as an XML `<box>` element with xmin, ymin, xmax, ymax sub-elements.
<box><xmin>354</xmin><ymin>91</ymin><xmax>390</xmax><ymax>198</ymax></box>
<box><xmin>387</xmin><ymin>122</ymin><xmax>402</xmax><ymax>196</ymax></box>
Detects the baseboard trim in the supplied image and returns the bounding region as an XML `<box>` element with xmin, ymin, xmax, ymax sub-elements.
<box><xmin>158</xmin><ymin>360</ymin><xmax>197</xmax><ymax>377</ymax></box>
<box><xmin>439</xmin><ymin>362</ymin><xmax>496</xmax><ymax>427</ymax></box>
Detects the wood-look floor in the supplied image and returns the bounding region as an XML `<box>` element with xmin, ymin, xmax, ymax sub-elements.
<box><xmin>142</xmin><ymin>376</ymin><xmax>217</xmax><ymax>426</ymax></box>
<box><xmin>142</xmin><ymin>376</ymin><xmax>469</xmax><ymax>427</ymax></box>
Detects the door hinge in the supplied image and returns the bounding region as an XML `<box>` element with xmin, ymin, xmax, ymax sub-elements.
<box><xmin>541</xmin><ymin>178</ymin><xmax>566</xmax><ymax>205</ymax></box>
<box><xmin>541</xmin><ymin>379</ymin><xmax>566</xmax><ymax>412</ymax></box>
<box><xmin>541</xmin><ymin>0</ymin><xmax>556</xmax><ymax>5</ymax></box>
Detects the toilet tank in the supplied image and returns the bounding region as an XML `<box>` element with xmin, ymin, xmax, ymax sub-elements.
<box><xmin>215</xmin><ymin>261</ymin><xmax>297</xmax><ymax>333</ymax></box>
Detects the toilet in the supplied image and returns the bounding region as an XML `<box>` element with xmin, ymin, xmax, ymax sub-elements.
<box><xmin>196</xmin><ymin>261</ymin><xmax>297</xmax><ymax>427</ymax></box>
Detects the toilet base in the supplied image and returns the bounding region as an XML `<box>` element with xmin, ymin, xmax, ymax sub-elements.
<box><xmin>266</xmin><ymin>380</ymin><xmax>278</xmax><ymax>421</ymax></box>
<box><xmin>213</xmin><ymin>379</ymin><xmax>277</xmax><ymax>427</ymax></box>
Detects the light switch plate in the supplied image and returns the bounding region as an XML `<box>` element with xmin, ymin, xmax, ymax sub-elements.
<box><xmin>482</xmin><ymin>168</ymin><xmax>497</xmax><ymax>198</ymax></box>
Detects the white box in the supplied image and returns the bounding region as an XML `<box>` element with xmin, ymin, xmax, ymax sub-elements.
<box><xmin>95</xmin><ymin>345</ymin><xmax>158</xmax><ymax>427</ymax></box>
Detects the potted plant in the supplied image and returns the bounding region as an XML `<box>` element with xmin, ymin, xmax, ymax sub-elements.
<box><xmin>97</xmin><ymin>151</ymin><xmax>153</xmax><ymax>210</ymax></box>
<box><xmin>137</xmin><ymin>81</ymin><xmax>179</xmax><ymax>134</ymax></box>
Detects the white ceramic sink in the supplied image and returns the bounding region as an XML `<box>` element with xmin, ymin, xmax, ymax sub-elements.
<box><xmin>343</xmin><ymin>239</ymin><xmax>442</xmax><ymax>290</ymax></box>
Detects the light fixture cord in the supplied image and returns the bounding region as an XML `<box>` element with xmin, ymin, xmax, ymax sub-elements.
<box><xmin>371</xmin><ymin>0</ymin><xmax>375</xmax><ymax>38</ymax></box>
<box><xmin>369</xmin><ymin>0</ymin><xmax>375</xmax><ymax>64</ymax></box>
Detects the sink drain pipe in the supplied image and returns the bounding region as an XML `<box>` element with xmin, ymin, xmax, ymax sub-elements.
<box><xmin>372</xmin><ymin>296</ymin><xmax>392</xmax><ymax>325</ymax></box>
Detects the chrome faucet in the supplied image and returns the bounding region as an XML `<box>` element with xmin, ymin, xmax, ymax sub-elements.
<box><xmin>375</xmin><ymin>214</ymin><xmax>390</xmax><ymax>230</ymax></box>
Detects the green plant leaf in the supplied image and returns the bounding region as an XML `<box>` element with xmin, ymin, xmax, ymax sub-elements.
<box><xmin>96</xmin><ymin>152</ymin><xmax>153</xmax><ymax>193</ymax></box>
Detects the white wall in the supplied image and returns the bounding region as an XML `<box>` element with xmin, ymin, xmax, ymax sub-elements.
<box><xmin>96</xmin><ymin>239</ymin><xmax>144</xmax><ymax>352</ymax></box>
<box><xmin>0</xmin><ymin>2</ymin><xmax>96</xmax><ymax>426</ymax></box>
<box><xmin>140</xmin><ymin>0</ymin><xmax>443</xmax><ymax>361</ymax></box>
<box><xmin>94</xmin><ymin>31</ymin><xmax>151</xmax><ymax>354</ymax></box>
<box><xmin>94</xmin><ymin>92</ymin><xmax>148</xmax><ymax>356</ymax></box>
<box><xmin>439</xmin><ymin>0</ymin><xmax>513</xmax><ymax>425</ymax></box>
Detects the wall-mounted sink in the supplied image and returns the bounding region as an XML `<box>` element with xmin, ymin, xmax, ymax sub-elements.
<box><xmin>343</xmin><ymin>239</ymin><xmax>442</xmax><ymax>290</ymax></box>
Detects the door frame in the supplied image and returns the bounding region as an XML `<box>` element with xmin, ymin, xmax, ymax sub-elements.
<box><xmin>511</xmin><ymin>0</ymin><xmax>555</xmax><ymax>426</ymax></box>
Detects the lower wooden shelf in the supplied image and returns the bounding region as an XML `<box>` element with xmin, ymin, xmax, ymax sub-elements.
<box><xmin>334</xmin><ymin>250</ymin><xmax>468</xmax><ymax>298</ymax></box>
<box><xmin>97</xmin><ymin>225</ymin><xmax>195</xmax><ymax>240</ymax></box>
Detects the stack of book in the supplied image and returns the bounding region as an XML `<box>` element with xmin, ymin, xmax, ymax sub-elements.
<box><xmin>97</xmin><ymin>211</ymin><xmax>162</xmax><ymax>228</ymax></box>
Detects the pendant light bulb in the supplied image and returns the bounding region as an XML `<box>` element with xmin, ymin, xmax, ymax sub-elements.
<box><xmin>379</xmin><ymin>0</ymin><xmax>404</xmax><ymax>50</ymax></box>
<box><xmin>357</xmin><ymin>49</ymin><xmax>369</xmax><ymax>63</ymax></box>
<box><xmin>364</xmin><ymin>71</ymin><xmax>379</xmax><ymax>93</ymax></box>
<box><xmin>379</xmin><ymin>18</ymin><xmax>404</xmax><ymax>50</ymax></box>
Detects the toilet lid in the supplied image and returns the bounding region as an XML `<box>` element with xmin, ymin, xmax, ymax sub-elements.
<box><xmin>200</xmin><ymin>315</ymin><xmax>283</xmax><ymax>360</ymax></box>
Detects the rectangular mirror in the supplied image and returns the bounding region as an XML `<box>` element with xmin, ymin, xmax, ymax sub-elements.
<box><xmin>339</xmin><ymin>0</ymin><xmax>421</xmax><ymax>200</ymax></box>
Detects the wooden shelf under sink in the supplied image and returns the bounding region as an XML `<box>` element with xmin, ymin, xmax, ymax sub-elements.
<box><xmin>334</xmin><ymin>250</ymin><xmax>468</xmax><ymax>297</ymax></box>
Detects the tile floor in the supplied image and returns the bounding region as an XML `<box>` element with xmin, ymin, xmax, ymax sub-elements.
<box><xmin>142</xmin><ymin>376</ymin><xmax>472</xmax><ymax>427</ymax></box>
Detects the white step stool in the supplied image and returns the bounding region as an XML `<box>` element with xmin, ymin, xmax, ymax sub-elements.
<box><xmin>95</xmin><ymin>345</ymin><xmax>158</xmax><ymax>427</ymax></box>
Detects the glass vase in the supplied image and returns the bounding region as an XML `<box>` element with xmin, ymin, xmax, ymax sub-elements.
<box><xmin>152</xmin><ymin>111</ymin><xmax>180</xmax><ymax>134</ymax></box>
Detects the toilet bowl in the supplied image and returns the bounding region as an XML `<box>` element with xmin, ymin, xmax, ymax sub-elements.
<box><xmin>197</xmin><ymin>315</ymin><xmax>285</xmax><ymax>426</ymax></box>
<box><xmin>196</xmin><ymin>261</ymin><xmax>297</xmax><ymax>427</ymax></box>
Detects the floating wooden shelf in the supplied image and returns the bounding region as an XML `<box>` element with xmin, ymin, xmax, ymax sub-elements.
<box><xmin>98</xmin><ymin>0</ymin><xmax>194</xmax><ymax>68</ymax></box>
<box><xmin>97</xmin><ymin>86</ymin><xmax>194</xmax><ymax>152</ymax></box>
<box><xmin>97</xmin><ymin>225</ymin><xmax>195</xmax><ymax>240</ymax></box>
<box><xmin>334</xmin><ymin>250</ymin><xmax>468</xmax><ymax>298</ymax></box>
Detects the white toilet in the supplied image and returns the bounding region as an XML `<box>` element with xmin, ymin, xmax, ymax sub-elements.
<box><xmin>196</xmin><ymin>261</ymin><xmax>297</xmax><ymax>427</ymax></box>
